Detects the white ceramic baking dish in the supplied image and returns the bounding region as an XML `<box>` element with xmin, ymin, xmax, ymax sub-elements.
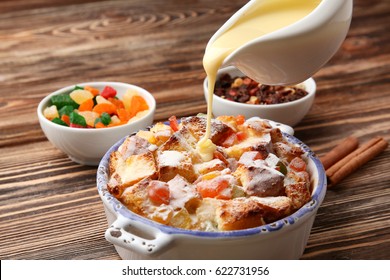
<box><xmin>96</xmin><ymin>121</ymin><xmax>326</xmax><ymax>260</ymax></box>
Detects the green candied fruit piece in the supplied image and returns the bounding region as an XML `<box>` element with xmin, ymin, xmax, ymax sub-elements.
<box><xmin>58</xmin><ymin>105</ymin><xmax>74</xmax><ymax>117</ymax></box>
<box><xmin>69</xmin><ymin>111</ymin><xmax>87</xmax><ymax>127</ymax></box>
<box><xmin>94</xmin><ymin>117</ymin><xmax>102</xmax><ymax>126</ymax></box>
<box><xmin>73</xmin><ymin>85</ymin><xmax>84</xmax><ymax>91</ymax></box>
<box><xmin>277</xmin><ymin>161</ymin><xmax>288</xmax><ymax>175</ymax></box>
<box><xmin>51</xmin><ymin>117</ymin><xmax>68</xmax><ymax>126</ymax></box>
<box><xmin>50</xmin><ymin>94</ymin><xmax>79</xmax><ymax>109</ymax></box>
<box><xmin>100</xmin><ymin>112</ymin><xmax>111</xmax><ymax>125</ymax></box>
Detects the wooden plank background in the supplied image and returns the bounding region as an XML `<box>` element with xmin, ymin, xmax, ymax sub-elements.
<box><xmin>0</xmin><ymin>0</ymin><xmax>389</xmax><ymax>259</ymax></box>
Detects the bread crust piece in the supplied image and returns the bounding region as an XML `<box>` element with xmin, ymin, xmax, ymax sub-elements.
<box><xmin>234</xmin><ymin>164</ymin><xmax>285</xmax><ymax>197</ymax></box>
<box><xmin>194</xmin><ymin>159</ymin><xmax>227</xmax><ymax>175</ymax></box>
<box><xmin>251</xmin><ymin>196</ymin><xmax>292</xmax><ymax>223</ymax></box>
<box><xmin>167</xmin><ymin>175</ymin><xmax>201</xmax><ymax>213</ymax></box>
<box><xmin>120</xmin><ymin>177</ymin><xmax>151</xmax><ymax>215</ymax></box>
<box><xmin>120</xmin><ymin>178</ymin><xmax>174</xmax><ymax>225</ymax></box>
<box><xmin>195</xmin><ymin>198</ymin><xmax>221</xmax><ymax>231</ymax></box>
<box><xmin>157</xmin><ymin>150</ymin><xmax>197</xmax><ymax>183</ymax></box>
<box><xmin>224</xmin><ymin>134</ymin><xmax>271</xmax><ymax>160</ymax></box>
<box><xmin>284</xmin><ymin>170</ymin><xmax>311</xmax><ymax>210</ymax></box>
<box><xmin>273</xmin><ymin>142</ymin><xmax>304</xmax><ymax>163</ymax></box>
<box><xmin>107</xmin><ymin>150</ymin><xmax>158</xmax><ymax>198</ymax></box>
<box><xmin>243</xmin><ymin>118</ymin><xmax>272</xmax><ymax>138</ymax></box>
<box><xmin>158</xmin><ymin>125</ymin><xmax>202</xmax><ymax>163</ymax></box>
<box><xmin>118</xmin><ymin>135</ymin><xmax>151</xmax><ymax>159</ymax></box>
<box><xmin>216</xmin><ymin>115</ymin><xmax>239</xmax><ymax>132</ymax></box>
<box><xmin>216</xmin><ymin>197</ymin><xmax>265</xmax><ymax>231</ymax></box>
<box><xmin>181</xmin><ymin>116</ymin><xmax>235</xmax><ymax>145</ymax></box>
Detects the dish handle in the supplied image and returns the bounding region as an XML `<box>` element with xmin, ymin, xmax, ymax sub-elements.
<box><xmin>105</xmin><ymin>216</ymin><xmax>173</xmax><ymax>257</ymax></box>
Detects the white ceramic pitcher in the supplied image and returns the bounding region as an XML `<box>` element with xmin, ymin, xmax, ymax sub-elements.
<box><xmin>206</xmin><ymin>0</ymin><xmax>353</xmax><ymax>85</ymax></box>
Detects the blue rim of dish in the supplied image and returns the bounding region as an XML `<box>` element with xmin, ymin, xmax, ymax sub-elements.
<box><xmin>97</xmin><ymin>128</ymin><xmax>327</xmax><ymax>238</ymax></box>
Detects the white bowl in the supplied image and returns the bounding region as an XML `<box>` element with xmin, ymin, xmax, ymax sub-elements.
<box><xmin>37</xmin><ymin>81</ymin><xmax>156</xmax><ymax>166</ymax></box>
<box><xmin>203</xmin><ymin>67</ymin><xmax>316</xmax><ymax>127</ymax></box>
<box><xmin>97</xmin><ymin>122</ymin><xmax>327</xmax><ymax>260</ymax></box>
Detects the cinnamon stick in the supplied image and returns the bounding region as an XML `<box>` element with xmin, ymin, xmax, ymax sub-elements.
<box><xmin>320</xmin><ymin>136</ymin><xmax>359</xmax><ymax>170</ymax></box>
<box><xmin>326</xmin><ymin>136</ymin><xmax>388</xmax><ymax>186</ymax></box>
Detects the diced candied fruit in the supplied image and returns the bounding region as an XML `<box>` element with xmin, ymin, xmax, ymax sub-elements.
<box><xmin>168</xmin><ymin>115</ymin><xmax>179</xmax><ymax>131</ymax></box>
<box><xmin>196</xmin><ymin>178</ymin><xmax>230</xmax><ymax>199</ymax></box>
<box><xmin>128</xmin><ymin>110</ymin><xmax>149</xmax><ymax>123</ymax></box>
<box><xmin>69</xmin><ymin>89</ymin><xmax>94</xmax><ymax>105</ymax></box>
<box><xmin>50</xmin><ymin>95</ymin><xmax>78</xmax><ymax>109</ymax></box>
<box><xmin>128</xmin><ymin>96</ymin><xmax>149</xmax><ymax>118</ymax></box>
<box><xmin>137</xmin><ymin>130</ymin><xmax>157</xmax><ymax>144</ymax></box>
<box><xmin>95</xmin><ymin>95</ymin><xmax>112</xmax><ymax>105</ymax></box>
<box><xmin>58</xmin><ymin>105</ymin><xmax>74</xmax><ymax>117</ymax></box>
<box><xmin>51</xmin><ymin>117</ymin><xmax>67</xmax><ymax>126</ymax></box>
<box><xmin>84</xmin><ymin>85</ymin><xmax>99</xmax><ymax>96</ymax></box>
<box><xmin>78</xmin><ymin>111</ymin><xmax>99</xmax><ymax>127</ymax></box>
<box><xmin>44</xmin><ymin>84</ymin><xmax>149</xmax><ymax>130</ymax></box>
<box><xmin>110</xmin><ymin>115</ymin><xmax>121</xmax><ymax>125</ymax></box>
<box><xmin>93</xmin><ymin>103</ymin><xmax>117</xmax><ymax>115</ymax></box>
<box><xmin>43</xmin><ymin>105</ymin><xmax>59</xmax><ymax>120</ymax></box>
<box><xmin>100</xmin><ymin>112</ymin><xmax>111</xmax><ymax>125</ymax></box>
<box><xmin>148</xmin><ymin>181</ymin><xmax>170</xmax><ymax>205</ymax></box>
<box><xmin>78</xmin><ymin>99</ymin><xmax>94</xmax><ymax>112</ymax></box>
<box><xmin>108</xmin><ymin>97</ymin><xmax>125</xmax><ymax>109</ymax></box>
<box><xmin>289</xmin><ymin>157</ymin><xmax>307</xmax><ymax>172</ymax></box>
<box><xmin>100</xmin><ymin>86</ymin><xmax>117</xmax><ymax>99</ymax></box>
<box><xmin>122</xmin><ymin>89</ymin><xmax>139</xmax><ymax>111</ymax></box>
<box><xmin>69</xmin><ymin>111</ymin><xmax>87</xmax><ymax>127</ymax></box>
<box><xmin>117</xmin><ymin>108</ymin><xmax>130</xmax><ymax>122</ymax></box>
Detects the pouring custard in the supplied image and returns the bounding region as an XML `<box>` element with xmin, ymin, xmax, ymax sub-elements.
<box><xmin>197</xmin><ymin>0</ymin><xmax>321</xmax><ymax>161</ymax></box>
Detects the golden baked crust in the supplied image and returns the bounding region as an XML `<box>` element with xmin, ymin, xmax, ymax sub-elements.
<box><xmin>107</xmin><ymin>116</ymin><xmax>312</xmax><ymax>231</ymax></box>
<box><xmin>251</xmin><ymin>196</ymin><xmax>292</xmax><ymax>223</ymax></box>
<box><xmin>216</xmin><ymin>198</ymin><xmax>265</xmax><ymax>231</ymax></box>
<box><xmin>234</xmin><ymin>164</ymin><xmax>285</xmax><ymax>197</ymax></box>
<box><xmin>108</xmin><ymin>151</ymin><xmax>157</xmax><ymax>198</ymax></box>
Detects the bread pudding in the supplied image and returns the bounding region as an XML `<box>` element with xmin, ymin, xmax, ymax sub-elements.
<box><xmin>107</xmin><ymin>115</ymin><xmax>311</xmax><ymax>231</ymax></box>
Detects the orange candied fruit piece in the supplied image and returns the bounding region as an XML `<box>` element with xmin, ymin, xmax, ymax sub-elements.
<box><xmin>84</xmin><ymin>86</ymin><xmax>100</xmax><ymax>96</ymax></box>
<box><xmin>78</xmin><ymin>98</ymin><xmax>94</xmax><ymax>112</ymax></box>
<box><xmin>108</xmin><ymin>97</ymin><xmax>125</xmax><ymax>109</ymax></box>
<box><xmin>117</xmin><ymin>108</ymin><xmax>130</xmax><ymax>122</ymax></box>
<box><xmin>289</xmin><ymin>157</ymin><xmax>307</xmax><ymax>172</ymax></box>
<box><xmin>236</xmin><ymin>115</ymin><xmax>245</xmax><ymax>125</ymax></box>
<box><xmin>128</xmin><ymin>96</ymin><xmax>149</xmax><ymax>118</ymax></box>
<box><xmin>61</xmin><ymin>114</ymin><xmax>70</xmax><ymax>126</ymax></box>
<box><xmin>95</xmin><ymin>122</ymin><xmax>106</xmax><ymax>129</ymax></box>
<box><xmin>93</xmin><ymin>103</ymin><xmax>117</xmax><ymax>115</ymax></box>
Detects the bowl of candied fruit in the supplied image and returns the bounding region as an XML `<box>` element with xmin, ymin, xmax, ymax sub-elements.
<box><xmin>37</xmin><ymin>81</ymin><xmax>156</xmax><ymax>165</ymax></box>
<box><xmin>204</xmin><ymin>67</ymin><xmax>316</xmax><ymax>126</ymax></box>
<box><xmin>97</xmin><ymin>114</ymin><xmax>326</xmax><ymax>259</ymax></box>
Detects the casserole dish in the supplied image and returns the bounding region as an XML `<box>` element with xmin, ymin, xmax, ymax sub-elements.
<box><xmin>96</xmin><ymin>118</ymin><xmax>326</xmax><ymax>259</ymax></box>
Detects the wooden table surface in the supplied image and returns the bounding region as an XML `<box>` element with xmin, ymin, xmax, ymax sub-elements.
<box><xmin>0</xmin><ymin>0</ymin><xmax>389</xmax><ymax>260</ymax></box>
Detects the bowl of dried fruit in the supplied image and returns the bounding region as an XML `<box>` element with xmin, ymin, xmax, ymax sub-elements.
<box><xmin>37</xmin><ymin>81</ymin><xmax>156</xmax><ymax>166</ymax></box>
<box><xmin>204</xmin><ymin>66</ymin><xmax>316</xmax><ymax>126</ymax></box>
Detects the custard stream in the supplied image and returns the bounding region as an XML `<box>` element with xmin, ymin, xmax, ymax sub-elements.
<box><xmin>197</xmin><ymin>0</ymin><xmax>320</xmax><ymax>161</ymax></box>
